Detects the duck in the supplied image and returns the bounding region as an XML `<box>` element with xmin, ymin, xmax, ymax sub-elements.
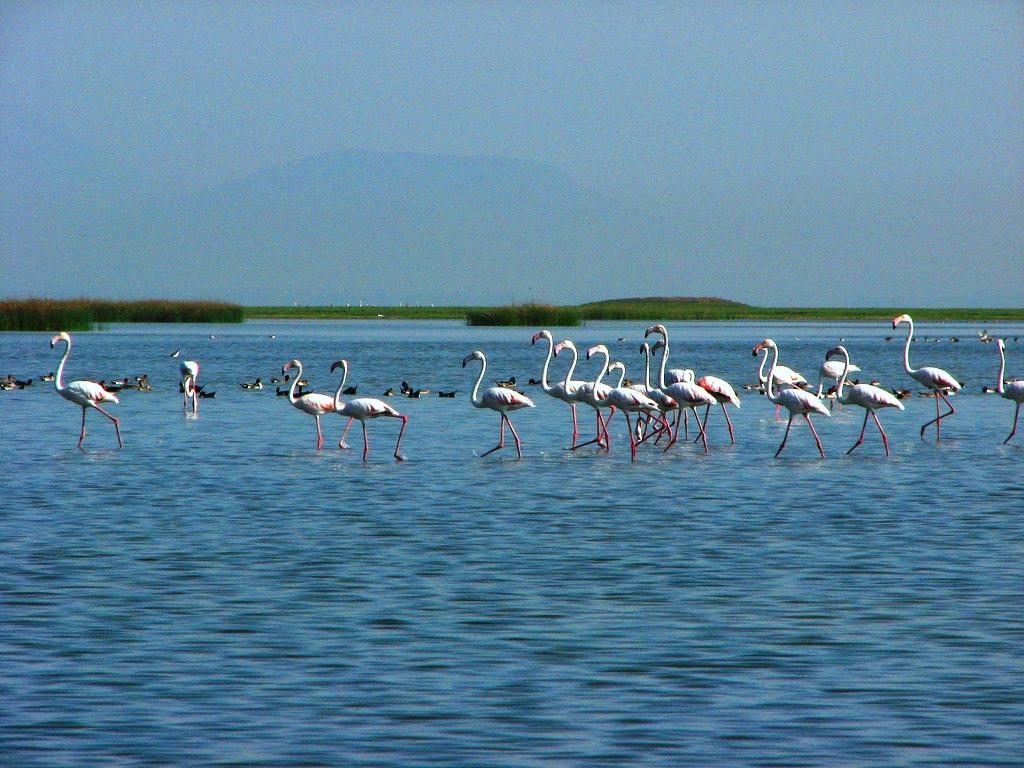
<box><xmin>239</xmin><ymin>377</ymin><xmax>263</xmax><ymax>390</ymax></box>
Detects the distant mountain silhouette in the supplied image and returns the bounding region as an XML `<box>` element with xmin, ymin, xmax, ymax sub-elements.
<box><xmin>103</xmin><ymin>150</ymin><xmax>685</xmax><ymax>304</ymax></box>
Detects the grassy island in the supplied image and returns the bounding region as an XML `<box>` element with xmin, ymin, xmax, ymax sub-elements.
<box><xmin>0</xmin><ymin>299</ymin><xmax>244</xmax><ymax>331</ymax></box>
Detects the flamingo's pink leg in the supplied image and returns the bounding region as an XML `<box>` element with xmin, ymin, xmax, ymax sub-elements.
<box><xmin>480</xmin><ymin>413</ymin><xmax>507</xmax><ymax>457</ymax></box>
<box><xmin>722</xmin><ymin>402</ymin><xmax>736</xmax><ymax>444</ymax></box>
<box><xmin>847</xmin><ymin>410</ymin><xmax>870</xmax><ymax>455</ymax></box>
<box><xmin>506</xmin><ymin>414</ymin><xmax>524</xmax><ymax>459</ymax></box>
<box><xmin>871</xmin><ymin>410</ymin><xmax>891</xmax><ymax>456</ymax></box>
<box><xmin>624</xmin><ymin>412</ymin><xmax>638</xmax><ymax>462</ymax></box>
<box><xmin>920</xmin><ymin>390</ymin><xmax>955</xmax><ymax>441</ymax></box>
<box><xmin>804</xmin><ymin>414</ymin><xmax>825</xmax><ymax>458</ymax></box>
<box><xmin>569</xmin><ymin>404</ymin><xmax>579</xmax><ymax>448</ymax></box>
<box><xmin>694</xmin><ymin>408</ymin><xmax>709</xmax><ymax>453</ymax></box>
<box><xmin>92</xmin><ymin>404</ymin><xmax>123</xmax><ymax>448</ymax></box>
<box><xmin>1004</xmin><ymin>402</ymin><xmax>1019</xmax><ymax>444</ymax></box>
<box><xmin>78</xmin><ymin>407</ymin><xmax>88</xmax><ymax>447</ymax></box>
<box><xmin>338</xmin><ymin>417</ymin><xmax>354</xmax><ymax>449</ymax></box>
<box><xmin>360</xmin><ymin>421</ymin><xmax>370</xmax><ymax>461</ymax></box>
<box><xmin>775</xmin><ymin>414</ymin><xmax>795</xmax><ymax>457</ymax></box>
<box><xmin>391</xmin><ymin>414</ymin><xmax>408</xmax><ymax>460</ymax></box>
<box><xmin>315</xmin><ymin>415</ymin><xmax>324</xmax><ymax>450</ymax></box>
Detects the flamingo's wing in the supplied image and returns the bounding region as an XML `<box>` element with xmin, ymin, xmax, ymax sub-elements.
<box><xmin>67</xmin><ymin>380</ymin><xmax>119</xmax><ymax>405</ymax></box>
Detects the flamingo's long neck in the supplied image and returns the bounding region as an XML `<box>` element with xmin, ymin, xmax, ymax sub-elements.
<box><xmin>757</xmin><ymin>348</ymin><xmax>769</xmax><ymax>385</ymax></box>
<box><xmin>657</xmin><ymin>334</ymin><xmax>669</xmax><ymax>389</ymax></box>
<box><xmin>288</xmin><ymin>361</ymin><xmax>303</xmax><ymax>404</ymax></box>
<box><xmin>470</xmin><ymin>355</ymin><xmax>486</xmax><ymax>407</ymax></box>
<box><xmin>834</xmin><ymin>349</ymin><xmax>850</xmax><ymax>401</ymax></box>
<box><xmin>561</xmin><ymin>343</ymin><xmax>579</xmax><ymax>390</ymax></box>
<box><xmin>333</xmin><ymin>361</ymin><xmax>350</xmax><ymax>413</ymax></box>
<box><xmin>764</xmin><ymin>343</ymin><xmax>780</xmax><ymax>403</ymax></box>
<box><xmin>53</xmin><ymin>338</ymin><xmax>70</xmax><ymax>393</ymax></box>
<box><xmin>999</xmin><ymin>342</ymin><xmax>1007</xmax><ymax>393</ymax></box>
<box><xmin>592</xmin><ymin>348</ymin><xmax>610</xmax><ymax>389</ymax></box>
<box><xmin>641</xmin><ymin>343</ymin><xmax>653</xmax><ymax>390</ymax></box>
<box><xmin>539</xmin><ymin>333</ymin><xmax>554</xmax><ymax>393</ymax></box>
<box><xmin>901</xmin><ymin>318</ymin><xmax>916</xmax><ymax>375</ymax></box>
<box><xmin>610</xmin><ymin>362</ymin><xmax>626</xmax><ymax>388</ymax></box>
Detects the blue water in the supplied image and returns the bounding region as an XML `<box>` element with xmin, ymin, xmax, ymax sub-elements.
<box><xmin>2</xmin><ymin>320</ymin><xmax>1023</xmax><ymax>766</ymax></box>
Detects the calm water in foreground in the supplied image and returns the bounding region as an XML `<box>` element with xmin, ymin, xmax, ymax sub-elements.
<box><xmin>2</xmin><ymin>319</ymin><xmax>1023</xmax><ymax>767</ymax></box>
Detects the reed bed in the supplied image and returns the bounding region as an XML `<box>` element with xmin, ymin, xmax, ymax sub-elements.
<box><xmin>0</xmin><ymin>299</ymin><xmax>244</xmax><ymax>331</ymax></box>
<box><xmin>465</xmin><ymin>303</ymin><xmax>582</xmax><ymax>327</ymax></box>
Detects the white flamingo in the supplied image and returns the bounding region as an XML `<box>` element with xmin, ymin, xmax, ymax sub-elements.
<box><xmin>752</xmin><ymin>339</ymin><xmax>830</xmax><ymax>458</ymax></box>
<box><xmin>632</xmin><ymin>341</ymin><xmax>678</xmax><ymax>440</ymax></box>
<box><xmin>282</xmin><ymin>358</ymin><xmax>337</xmax><ymax>450</ymax></box>
<box><xmin>462</xmin><ymin>350</ymin><xmax>535</xmax><ymax>458</ymax></box>
<box><xmin>179</xmin><ymin>359</ymin><xmax>200</xmax><ymax>414</ymax></box>
<box><xmin>892</xmin><ymin>314</ymin><xmax>961</xmax><ymax>440</ymax></box>
<box><xmin>330</xmin><ymin>359</ymin><xmax>408</xmax><ymax>461</ymax></box>
<box><xmin>695</xmin><ymin>374</ymin><xmax>741</xmax><ymax>445</ymax></box>
<box><xmin>49</xmin><ymin>331</ymin><xmax>123</xmax><ymax>448</ymax></box>
<box><xmin>588</xmin><ymin>347</ymin><xmax>666</xmax><ymax>461</ymax></box>
<box><xmin>827</xmin><ymin>345</ymin><xmax>904</xmax><ymax>456</ymax></box>
<box><xmin>555</xmin><ymin>339</ymin><xmax>613</xmax><ymax>450</ymax></box>
<box><xmin>994</xmin><ymin>338</ymin><xmax>1024</xmax><ymax>444</ymax></box>
<box><xmin>643</xmin><ymin>324</ymin><xmax>689</xmax><ymax>384</ymax></box>
<box><xmin>532</xmin><ymin>330</ymin><xmax>585</xmax><ymax>447</ymax></box>
<box><xmin>817</xmin><ymin>356</ymin><xmax>860</xmax><ymax>400</ymax></box>
<box><xmin>646</xmin><ymin>338</ymin><xmax>715</xmax><ymax>452</ymax></box>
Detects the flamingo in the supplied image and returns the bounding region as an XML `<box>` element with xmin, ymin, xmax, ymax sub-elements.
<box><xmin>282</xmin><ymin>358</ymin><xmax>337</xmax><ymax>450</ymax></box>
<box><xmin>646</xmin><ymin>338</ymin><xmax>715</xmax><ymax>452</ymax></box>
<box><xmin>462</xmin><ymin>350</ymin><xmax>535</xmax><ymax>458</ymax></box>
<box><xmin>892</xmin><ymin>314</ymin><xmax>961</xmax><ymax>440</ymax></box>
<box><xmin>179</xmin><ymin>359</ymin><xmax>200</xmax><ymax>414</ymax></box>
<box><xmin>696</xmin><ymin>374</ymin><xmax>741</xmax><ymax>444</ymax></box>
<box><xmin>643</xmin><ymin>324</ymin><xmax>689</xmax><ymax>384</ymax></box>
<box><xmin>631</xmin><ymin>341</ymin><xmax>678</xmax><ymax>440</ymax></box>
<box><xmin>752</xmin><ymin>339</ymin><xmax>830</xmax><ymax>458</ymax></box>
<box><xmin>817</xmin><ymin>357</ymin><xmax>860</xmax><ymax>401</ymax></box>
<box><xmin>594</xmin><ymin>353</ymin><xmax>667</xmax><ymax>462</ymax></box>
<box><xmin>532</xmin><ymin>330</ymin><xmax>585</xmax><ymax>447</ymax></box>
<box><xmin>49</xmin><ymin>331</ymin><xmax>123</xmax><ymax>448</ymax></box>
<box><xmin>826</xmin><ymin>345</ymin><xmax>904</xmax><ymax>456</ymax></box>
<box><xmin>555</xmin><ymin>339</ymin><xmax>612</xmax><ymax>450</ymax></box>
<box><xmin>994</xmin><ymin>338</ymin><xmax>1024</xmax><ymax>444</ymax></box>
<box><xmin>330</xmin><ymin>360</ymin><xmax>408</xmax><ymax>461</ymax></box>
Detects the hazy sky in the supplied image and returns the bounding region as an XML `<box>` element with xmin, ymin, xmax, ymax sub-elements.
<box><xmin>2</xmin><ymin>1</ymin><xmax>1021</xmax><ymax>306</ymax></box>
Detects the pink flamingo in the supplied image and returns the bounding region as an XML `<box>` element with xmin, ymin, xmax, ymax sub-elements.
<box><xmin>49</xmin><ymin>331</ymin><xmax>123</xmax><ymax>448</ymax></box>
<box><xmin>892</xmin><ymin>314</ymin><xmax>961</xmax><ymax>440</ymax></box>
<box><xmin>179</xmin><ymin>359</ymin><xmax>200</xmax><ymax>414</ymax></box>
<box><xmin>330</xmin><ymin>359</ymin><xmax>408</xmax><ymax>461</ymax></box>
<box><xmin>827</xmin><ymin>345</ymin><xmax>904</xmax><ymax>456</ymax></box>
<box><xmin>555</xmin><ymin>339</ymin><xmax>612</xmax><ymax>450</ymax></box>
<box><xmin>595</xmin><ymin>354</ymin><xmax>668</xmax><ymax>462</ymax></box>
<box><xmin>532</xmin><ymin>330</ymin><xmax>585</xmax><ymax>447</ymax></box>
<box><xmin>462</xmin><ymin>350</ymin><xmax>535</xmax><ymax>458</ymax></box>
<box><xmin>632</xmin><ymin>341</ymin><xmax>678</xmax><ymax>441</ymax></box>
<box><xmin>752</xmin><ymin>339</ymin><xmax>830</xmax><ymax>458</ymax></box>
<box><xmin>645</xmin><ymin>337</ymin><xmax>715</xmax><ymax>452</ymax></box>
<box><xmin>994</xmin><ymin>338</ymin><xmax>1024</xmax><ymax>443</ymax></box>
<box><xmin>696</xmin><ymin>374</ymin><xmax>741</xmax><ymax>444</ymax></box>
<box><xmin>282</xmin><ymin>358</ymin><xmax>337</xmax><ymax>450</ymax></box>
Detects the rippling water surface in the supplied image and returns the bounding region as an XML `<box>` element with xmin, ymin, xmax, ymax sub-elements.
<box><xmin>2</xmin><ymin>320</ymin><xmax>1023</xmax><ymax>766</ymax></box>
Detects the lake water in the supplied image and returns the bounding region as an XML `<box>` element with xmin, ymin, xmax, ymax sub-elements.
<box><xmin>2</xmin><ymin>319</ymin><xmax>1023</xmax><ymax>767</ymax></box>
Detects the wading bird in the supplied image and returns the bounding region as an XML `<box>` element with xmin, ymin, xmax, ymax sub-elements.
<box><xmin>826</xmin><ymin>345</ymin><xmax>904</xmax><ymax>456</ymax></box>
<box><xmin>179</xmin><ymin>359</ymin><xmax>200</xmax><ymax>414</ymax></box>
<box><xmin>892</xmin><ymin>314</ymin><xmax>961</xmax><ymax>441</ymax></box>
<box><xmin>532</xmin><ymin>330</ymin><xmax>585</xmax><ymax>448</ymax></box>
<box><xmin>993</xmin><ymin>338</ymin><xmax>1024</xmax><ymax>444</ymax></box>
<box><xmin>330</xmin><ymin>359</ymin><xmax>408</xmax><ymax>461</ymax></box>
<box><xmin>282</xmin><ymin>359</ymin><xmax>337</xmax><ymax>450</ymax></box>
<box><xmin>462</xmin><ymin>350</ymin><xmax>535</xmax><ymax>458</ymax></box>
<box><xmin>49</xmin><ymin>331</ymin><xmax>123</xmax><ymax>448</ymax></box>
<box><xmin>752</xmin><ymin>339</ymin><xmax>829</xmax><ymax>458</ymax></box>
